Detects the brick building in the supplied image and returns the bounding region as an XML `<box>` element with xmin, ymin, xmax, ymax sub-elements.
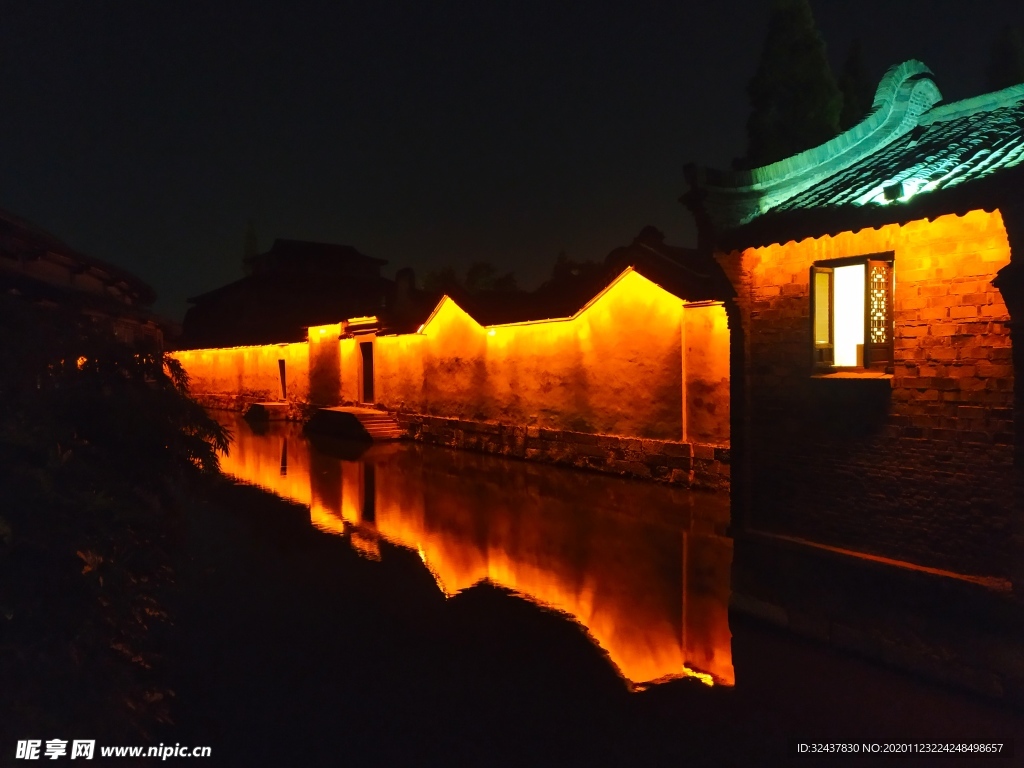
<box><xmin>180</xmin><ymin>239</ymin><xmax>401</xmax><ymax>348</ymax></box>
<box><xmin>684</xmin><ymin>60</ymin><xmax>1024</xmax><ymax>697</ymax></box>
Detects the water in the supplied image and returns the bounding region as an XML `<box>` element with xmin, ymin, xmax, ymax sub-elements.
<box><xmin>215</xmin><ymin>413</ymin><xmax>734</xmax><ymax>690</ymax></box>
<box><xmin>178</xmin><ymin>413</ymin><xmax>1022</xmax><ymax>766</ymax></box>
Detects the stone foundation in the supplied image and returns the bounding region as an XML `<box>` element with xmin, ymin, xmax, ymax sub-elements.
<box><xmin>194</xmin><ymin>393</ymin><xmax>730</xmax><ymax>489</ymax></box>
<box><xmin>395</xmin><ymin>413</ymin><xmax>730</xmax><ymax>490</ymax></box>
<box><xmin>192</xmin><ymin>393</ymin><xmax>310</xmax><ymax>421</ymax></box>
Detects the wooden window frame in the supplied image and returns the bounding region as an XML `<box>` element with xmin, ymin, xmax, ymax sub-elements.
<box><xmin>810</xmin><ymin>252</ymin><xmax>894</xmax><ymax>373</ymax></box>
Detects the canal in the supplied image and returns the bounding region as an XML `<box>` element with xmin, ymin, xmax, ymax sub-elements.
<box><xmin>166</xmin><ymin>413</ymin><xmax>1022</xmax><ymax>766</ymax></box>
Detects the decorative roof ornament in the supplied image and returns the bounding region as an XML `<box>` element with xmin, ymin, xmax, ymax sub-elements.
<box><xmin>685</xmin><ymin>61</ymin><xmax>943</xmax><ymax>231</ymax></box>
<box><xmin>685</xmin><ymin>60</ymin><xmax>1024</xmax><ymax>237</ymax></box>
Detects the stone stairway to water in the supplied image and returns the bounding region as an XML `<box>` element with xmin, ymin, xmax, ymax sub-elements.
<box><xmin>304</xmin><ymin>406</ymin><xmax>405</xmax><ymax>441</ymax></box>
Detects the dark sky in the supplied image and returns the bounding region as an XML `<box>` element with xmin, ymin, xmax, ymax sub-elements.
<box><xmin>3</xmin><ymin>1</ymin><xmax>1024</xmax><ymax>320</ymax></box>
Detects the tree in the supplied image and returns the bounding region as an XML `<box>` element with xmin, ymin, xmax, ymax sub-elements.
<box><xmin>986</xmin><ymin>26</ymin><xmax>1024</xmax><ymax>92</ymax></box>
<box><xmin>0</xmin><ymin>295</ymin><xmax>229</xmax><ymax>742</ymax></box>
<box><xmin>742</xmin><ymin>0</ymin><xmax>842</xmax><ymax>168</ymax></box>
<box><xmin>242</xmin><ymin>220</ymin><xmax>259</xmax><ymax>275</ymax></box>
<box><xmin>465</xmin><ymin>261</ymin><xmax>519</xmax><ymax>294</ymax></box>
<box><xmin>424</xmin><ymin>262</ymin><xmax>519</xmax><ymax>295</ymax></box>
<box><xmin>0</xmin><ymin>296</ymin><xmax>229</xmax><ymax>486</ymax></box>
<box><xmin>422</xmin><ymin>266</ymin><xmax>461</xmax><ymax>294</ymax></box>
<box><xmin>465</xmin><ymin>261</ymin><xmax>497</xmax><ymax>293</ymax></box>
<box><xmin>838</xmin><ymin>39</ymin><xmax>873</xmax><ymax>130</ymax></box>
<box><xmin>547</xmin><ymin>250</ymin><xmax>601</xmax><ymax>288</ymax></box>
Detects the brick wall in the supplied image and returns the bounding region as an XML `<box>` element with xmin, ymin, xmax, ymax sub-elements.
<box><xmin>720</xmin><ymin>209</ymin><xmax>1015</xmax><ymax>578</ymax></box>
<box><xmin>395</xmin><ymin>413</ymin><xmax>730</xmax><ymax>490</ymax></box>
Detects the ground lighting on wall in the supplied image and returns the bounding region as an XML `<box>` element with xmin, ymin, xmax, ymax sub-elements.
<box><xmin>860</xmin><ymin>177</ymin><xmax>933</xmax><ymax>207</ymax></box>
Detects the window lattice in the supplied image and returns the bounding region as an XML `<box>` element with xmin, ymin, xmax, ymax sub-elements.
<box><xmin>869</xmin><ymin>265</ymin><xmax>889</xmax><ymax>344</ymax></box>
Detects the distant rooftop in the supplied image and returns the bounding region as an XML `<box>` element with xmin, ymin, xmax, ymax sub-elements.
<box><xmin>0</xmin><ymin>206</ymin><xmax>157</xmax><ymax>306</ymax></box>
<box><xmin>684</xmin><ymin>61</ymin><xmax>1024</xmax><ymax>247</ymax></box>
<box><xmin>248</xmin><ymin>239</ymin><xmax>387</xmax><ymax>276</ymax></box>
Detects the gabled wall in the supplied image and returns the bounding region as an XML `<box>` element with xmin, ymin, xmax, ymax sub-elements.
<box><xmin>374</xmin><ymin>269</ymin><xmax>695</xmax><ymax>441</ymax></box>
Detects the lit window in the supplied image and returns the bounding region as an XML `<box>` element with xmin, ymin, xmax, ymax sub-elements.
<box><xmin>810</xmin><ymin>254</ymin><xmax>893</xmax><ymax>371</ymax></box>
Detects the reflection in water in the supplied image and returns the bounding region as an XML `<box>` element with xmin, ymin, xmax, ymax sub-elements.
<box><xmin>216</xmin><ymin>413</ymin><xmax>734</xmax><ymax>689</ymax></box>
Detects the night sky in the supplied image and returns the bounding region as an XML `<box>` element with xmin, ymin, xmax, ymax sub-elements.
<box><xmin>3</xmin><ymin>1</ymin><xmax>1024</xmax><ymax>320</ymax></box>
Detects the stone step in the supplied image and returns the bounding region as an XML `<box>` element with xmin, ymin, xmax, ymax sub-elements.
<box><xmin>304</xmin><ymin>407</ymin><xmax>406</xmax><ymax>442</ymax></box>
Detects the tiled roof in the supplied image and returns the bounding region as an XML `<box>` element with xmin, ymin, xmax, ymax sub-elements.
<box><xmin>683</xmin><ymin>61</ymin><xmax>1024</xmax><ymax>242</ymax></box>
<box><xmin>775</xmin><ymin>91</ymin><xmax>1024</xmax><ymax>213</ymax></box>
<box><xmin>0</xmin><ymin>207</ymin><xmax>157</xmax><ymax>305</ymax></box>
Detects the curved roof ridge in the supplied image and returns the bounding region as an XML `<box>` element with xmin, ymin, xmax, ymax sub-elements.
<box><xmin>744</xmin><ymin>61</ymin><xmax>941</xmax><ymax>188</ymax></box>
<box><xmin>921</xmin><ymin>81</ymin><xmax>1024</xmax><ymax>125</ymax></box>
<box><xmin>686</xmin><ymin>61</ymin><xmax>945</xmax><ymax>230</ymax></box>
<box><xmin>703</xmin><ymin>60</ymin><xmax>940</xmax><ymax>193</ymax></box>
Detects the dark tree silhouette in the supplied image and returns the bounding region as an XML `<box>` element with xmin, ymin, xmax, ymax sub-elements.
<box><xmin>424</xmin><ymin>262</ymin><xmax>519</xmax><ymax>295</ymax></box>
<box><xmin>546</xmin><ymin>251</ymin><xmax>601</xmax><ymax>289</ymax></box>
<box><xmin>422</xmin><ymin>266</ymin><xmax>462</xmax><ymax>295</ymax></box>
<box><xmin>0</xmin><ymin>295</ymin><xmax>230</xmax><ymax>742</ymax></box>
<box><xmin>465</xmin><ymin>261</ymin><xmax>497</xmax><ymax>293</ymax></box>
<box><xmin>742</xmin><ymin>0</ymin><xmax>842</xmax><ymax>168</ymax></box>
<box><xmin>242</xmin><ymin>219</ymin><xmax>259</xmax><ymax>275</ymax></box>
<box><xmin>0</xmin><ymin>296</ymin><xmax>229</xmax><ymax>484</ymax></box>
<box><xmin>838</xmin><ymin>39</ymin><xmax>874</xmax><ymax>130</ymax></box>
<box><xmin>465</xmin><ymin>261</ymin><xmax>519</xmax><ymax>294</ymax></box>
<box><xmin>986</xmin><ymin>26</ymin><xmax>1024</xmax><ymax>92</ymax></box>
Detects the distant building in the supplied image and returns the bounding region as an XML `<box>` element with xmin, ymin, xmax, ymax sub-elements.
<box><xmin>0</xmin><ymin>207</ymin><xmax>165</xmax><ymax>345</ymax></box>
<box><xmin>684</xmin><ymin>60</ymin><xmax>1023</xmax><ymax>595</ymax></box>
<box><xmin>180</xmin><ymin>239</ymin><xmax>400</xmax><ymax>348</ymax></box>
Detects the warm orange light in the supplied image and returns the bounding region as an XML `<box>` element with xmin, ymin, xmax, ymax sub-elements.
<box><xmin>215</xmin><ymin>415</ymin><xmax>735</xmax><ymax>690</ymax></box>
<box><xmin>405</xmin><ymin>269</ymin><xmax>691</xmax><ymax>441</ymax></box>
<box><xmin>171</xmin><ymin>265</ymin><xmax>729</xmax><ymax>446</ymax></box>
<box><xmin>350</xmin><ymin>530</ymin><xmax>381</xmax><ymax>561</ymax></box>
<box><xmin>681</xmin><ymin>665</ymin><xmax>714</xmax><ymax>686</ymax></box>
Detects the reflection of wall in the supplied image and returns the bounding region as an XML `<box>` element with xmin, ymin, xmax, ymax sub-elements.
<box><xmin>217</xmin><ymin>415</ymin><xmax>734</xmax><ymax>687</ymax></box>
